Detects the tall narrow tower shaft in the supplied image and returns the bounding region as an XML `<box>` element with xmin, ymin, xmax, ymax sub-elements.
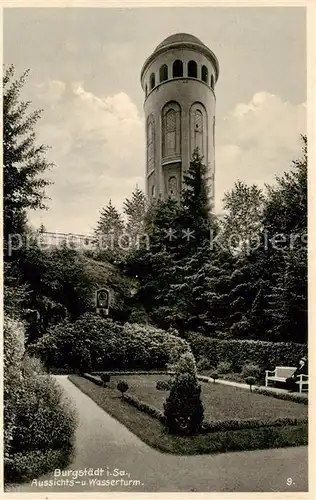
<box><xmin>140</xmin><ymin>33</ymin><xmax>219</xmax><ymax>203</ymax></box>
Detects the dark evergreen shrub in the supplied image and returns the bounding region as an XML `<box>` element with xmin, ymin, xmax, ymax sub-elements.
<box><xmin>117</xmin><ymin>381</ymin><xmax>129</xmax><ymax>397</ymax></box>
<box><xmin>245</xmin><ymin>376</ymin><xmax>256</xmax><ymax>392</ymax></box>
<box><xmin>101</xmin><ymin>373</ymin><xmax>111</xmax><ymax>386</ymax></box>
<box><xmin>163</xmin><ymin>353</ymin><xmax>204</xmax><ymax>435</ymax></box>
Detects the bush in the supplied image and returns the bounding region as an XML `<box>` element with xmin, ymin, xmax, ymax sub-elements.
<box><xmin>117</xmin><ymin>381</ymin><xmax>129</xmax><ymax>397</ymax></box>
<box><xmin>21</xmin><ymin>355</ymin><xmax>45</xmax><ymax>378</ymax></box>
<box><xmin>4</xmin><ymin>355</ymin><xmax>78</xmax><ymax>484</ymax></box>
<box><xmin>4</xmin><ymin>316</ymin><xmax>26</xmax><ymax>460</ymax></box>
<box><xmin>4</xmin><ymin>448</ymin><xmax>73</xmax><ymax>484</ymax></box>
<box><xmin>163</xmin><ymin>353</ymin><xmax>204</xmax><ymax>435</ymax></box>
<box><xmin>4</xmin><ymin>314</ymin><xmax>78</xmax><ymax>485</ymax></box>
<box><xmin>217</xmin><ymin>361</ymin><xmax>232</xmax><ymax>374</ymax></box>
<box><xmin>210</xmin><ymin>371</ymin><xmax>219</xmax><ymax>383</ymax></box>
<box><xmin>156</xmin><ymin>379</ymin><xmax>172</xmax><ymax>391</ymax></box>
<box><xmin>196</xmin><ymin>356</ymin><xmax>213</xmax><ymax>372</ymax></box>
<box><xmin>11</xmin><ymin>366</ymin><xmax>78</xmax><ymax>454</ymax></box>
<box><xmin>245</xmin><ymin>376</ymin><xmax>256</xmax><ymax>392</ymax></box>
<box><xmin>32</xmin><ymin>313</ymin><xmax>192</xmax><ymax>371</ymax></box>
<box><xmin>242</xmin><ymin>363</ymin><xmax>262</xmax><ymax>381</ymax></box>
<box><xmin>187</xmin><ymin>334</ymin><xmax>307</xmax><ymax>372</ymax></box>
<box><xmin>101</xmin><ymin>373</ymin><xmax>111</xmax><ymax>386</ymax></box>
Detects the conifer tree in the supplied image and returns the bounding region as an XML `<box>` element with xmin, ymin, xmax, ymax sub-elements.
<box><xmin>164</xmin><ymin>352</ymin><xmax>204</xmax><ymax>435</ymax></box>
<box><xmin>94</xmin><ymin>200</ymin><xmax>125</xmax><ymax>260</ymax></box>
<box><xmin>162</xmin><ymin>149</ymin><xmax>215</xmax><ymax>332</ymax></box>
<box><xmin>123</xmin><ymin>186</ymin><xmax>146</xmax><ymax>249</ymax></box>
<box><xmin>3</xmin><ymin>65</ymin><xmax>52</xmax><ymax>254</ymax></box>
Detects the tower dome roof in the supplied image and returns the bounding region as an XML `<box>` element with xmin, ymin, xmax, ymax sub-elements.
<box><xmin>155</xmin><ymin>33</ymin><xmax>206</xmax><ymax>51</ymax></box>
<box><xmin>141</xmin><ymin>32</ymin><xmax>219</xmax><ymax>84</ymax></box>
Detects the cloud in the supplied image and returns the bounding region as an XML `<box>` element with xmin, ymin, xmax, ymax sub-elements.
<box><xmin>32</xmin><ymin>80</ymin><xmax>144</xmax><ymax>233</ymax></box>
<box><xmin>215</xmin><ymin>92</ymin><xmax>306</xmax><ymax>212</ymax></box>
<box><xmin>30</xmin><ymin>85</ymin><xmax>306</xmax><ymax>234</ymax></box>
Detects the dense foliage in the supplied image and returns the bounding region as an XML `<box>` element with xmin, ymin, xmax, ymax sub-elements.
<box><xmin>123</xmin><ymin>138</ymin><xmax>307</xmax><ymax>343</ymax></box>
<box><xmin>4</xmin><ymin>315</ymin><xmax>77</xmax><ymax>484</ymax></box>
<box><xmin>164</xmin><ymin>352</ymin><xmax>204</xmax><ymax>435</ymax></box>
<box><xmin>31</xmin><ymin>313</ymin><xmax>192</xmax><ymax>371</ymax></box>
<box><xmin>187</xmin><ymin>333</ymin><xmax>307</xmax><ymax>371</ymax></box>
<box><xmin>3</xmin><ymin>66</ymin><xmax>52</xmax><ymax>251</ymax></box>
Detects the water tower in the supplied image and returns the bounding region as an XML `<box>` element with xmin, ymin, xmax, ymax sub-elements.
<box><xmin>140</xmin><ymin>33</ymin><xmax>219</xmax><ymax>203</ymax></box>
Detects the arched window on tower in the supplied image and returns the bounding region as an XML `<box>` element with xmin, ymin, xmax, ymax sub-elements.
<box><xmin>201</xmin><ymin>65</ymin><xmax>208</xmax><ymax>84</ymax></box>
<box><xmin>188</xmin><ymin>60</ymin><xmax>197</xmax><ymax>78</ymax></box>
<box><xmin>172</xmin><ymin>60</ymin><xmax>183</xmax><ymax>78</ymax></box>
<box><xmin>151</xmin><ymin>184</ymin><xmax>155</xmax><ymax>199</ymax></box>
<box><xmin>150</xmin><ymin>73</ymin><xmax>155</xmax><ymax>90</ymax></box>
<box><xmin>211</xmin><ymin>75</ymin><xmax>214</xmax><ymax>90</ymax></box>
<box><xmin>147</xmin><ymin>115</ymin><xmax>155</xmax><ymax>173</ymax></box>
<box><xmin>168</xmin><ymin>176</ymin><xmax>178</xmax><ymax>199</ymax></box>
<box><xmin>159</xmin><ymin>64</ymin><xmax>168</xmax><ymax>83</ymax></box>
<box><xmin>165</xmin><ymin>110</ymin><xmax>176</xmax><ymax>155</ymax></box>
<box><xmin>162</xmin><ymin>102</ymin><xmax>181</xmax><ymax>159</ymax></box>
<box><xmin>194</xmin><ymin>110</ymin><xmax>203</xmax><ymax>154</ymax></box>
<box><xmin>190</xmin><ymin>103</ymin><xmax>207</xmax><ymax>160</ymax></box>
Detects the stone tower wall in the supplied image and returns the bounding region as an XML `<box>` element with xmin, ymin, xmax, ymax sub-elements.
<box><xmin>141</xmin><ymin>38</ymin><xmax>218</xmax><ymax>203</ymax></box>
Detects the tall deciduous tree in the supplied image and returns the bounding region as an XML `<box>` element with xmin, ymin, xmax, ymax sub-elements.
<box><xmin>262</xmin><ymin>135</ymin><xmax>307</xmax><ymax>343</ymax></box>
<box><xmin>220</xmin><ymin>181</ymin><xmax>264</xmax><ymax>255</ymax></box>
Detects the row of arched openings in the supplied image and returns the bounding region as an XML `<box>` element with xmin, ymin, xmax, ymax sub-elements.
<box><xmin>146</xmin><ymin>60</ymin><xmax>214</xmax><ymax>96</ymax></box>
<box><xmin>147</xmin><ymin>101</ymin><xmax>207</xmax><ymax>173</ymax></box>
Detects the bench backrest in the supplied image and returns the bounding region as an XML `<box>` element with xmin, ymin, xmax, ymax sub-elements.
<box><xmin>275</xmin><ymin>366</ymin><xmax>296</xmax><ymax>378</ymax></box>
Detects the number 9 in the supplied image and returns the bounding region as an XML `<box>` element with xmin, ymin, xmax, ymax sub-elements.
<box><xmin>287</xmin><ymin>478</ymin><xmax>293</xmax><ymax>486</ymax></box>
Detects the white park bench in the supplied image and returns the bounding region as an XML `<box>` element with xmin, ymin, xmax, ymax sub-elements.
<box><xmin>265</xmin><ymin>366</ymin><xmax>309</xmax><ymax>393</ymax></box>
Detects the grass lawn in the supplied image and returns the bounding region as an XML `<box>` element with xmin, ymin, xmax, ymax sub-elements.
<box><xmin>68</xmin><ymin>374</ymin><xmax>307</xmax><ymax>455</ymax></box>
<box><xmin>102</xmin><ymin>374</ymin><xmax>307</xmax><ymax>422</ymax></box>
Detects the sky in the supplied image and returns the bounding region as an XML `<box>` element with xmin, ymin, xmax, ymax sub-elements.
<box><xmin>4</xmin><ymin>7</ymin><xmax>306</xmax><ymax>234</ymax></box>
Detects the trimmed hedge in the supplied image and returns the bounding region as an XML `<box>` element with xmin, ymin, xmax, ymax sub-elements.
<box><xmin>121</xmin><ymin>387</ymin><xmax>307</xmax><ymax>433</ymax></box>
<box><xmin>253</xmin><ymin>387</ymin><xmax>308</xmax><ymax>405</ymax></box>
<box><xmin>123</xmin><ymin>393</ymin><xmax>166</xmax><ymax>423</ymax></box>
<box><xmin>93</xmin><ymin>370</ymin><xmax>175</xmax><ymax>376</ymax></box>
<box><xmin>81</xmin><ymin>373</ymin><xmax>103</xmax><ymax>386</ymax></box>
<box><xmin>187</xmin><ymin>334</ymin><xmax>307</xmax><ymax>371</ymax></box>
<box><xmin>32</xmin><ymin>313</ymin><xmax>191</xmax><ymax>371</ymax></box>
<box><xmin>202</xmin><ymin>416</ymin><xmax>307</xmax><ymax>433</ymax></box>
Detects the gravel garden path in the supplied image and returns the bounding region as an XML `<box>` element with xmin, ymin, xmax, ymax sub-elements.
<box><xmin>7</xmin><ymin>375</ymin><xmax>308</xmax><ymax>493</ymax></box>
